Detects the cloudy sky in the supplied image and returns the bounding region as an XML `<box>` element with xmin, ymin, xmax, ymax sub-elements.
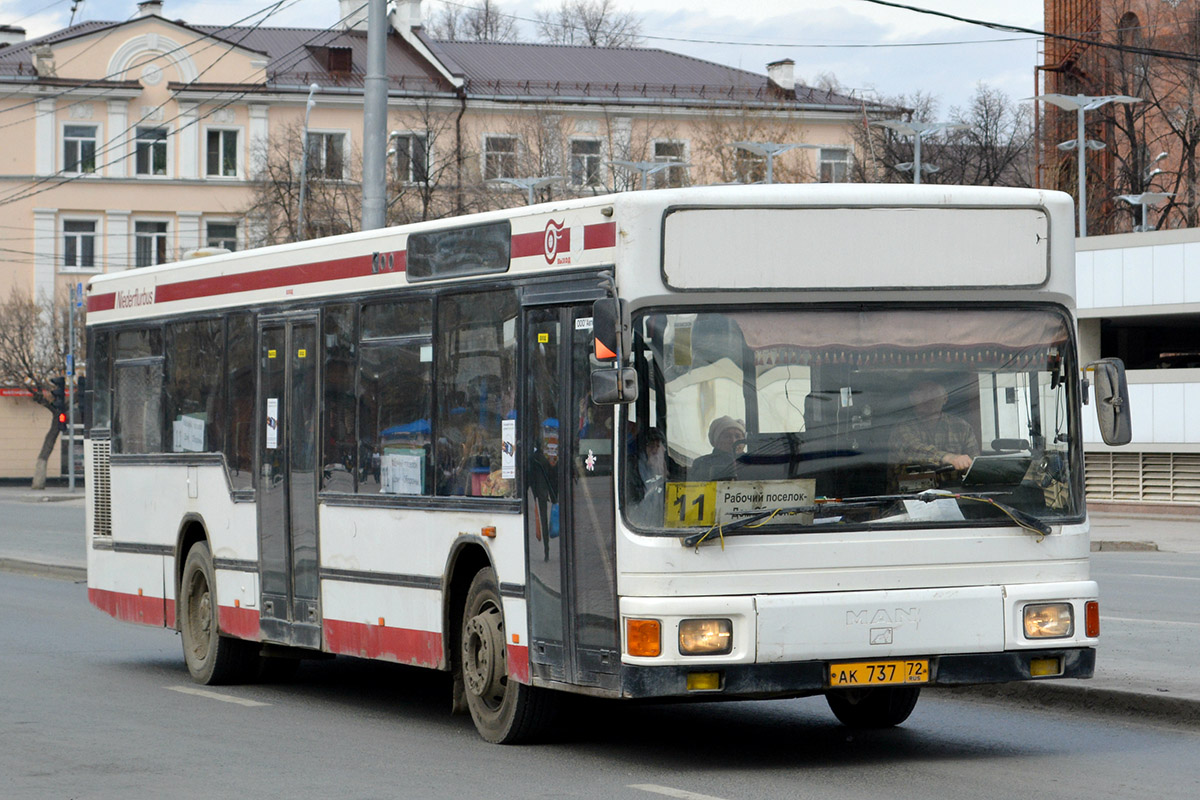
<box><xmin>7</xmin><ymin>0</ymin><xmax>1046</xmax><ymax>112</ymax></box>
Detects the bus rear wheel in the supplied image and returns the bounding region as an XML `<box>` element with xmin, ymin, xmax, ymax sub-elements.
<box><xmin>460</xmin><ymin>567</ymin><xmax>556</xmax><ymax>743</ymax></box>
<box><xmin>179</xmin><ymin>541</ymin><xmax>258</xmax><ymax>685</ymax></box>
<box><xmin>825</xmin><ymin>686</ymin><xmax>921</xmax><ymax>729</ymax></box>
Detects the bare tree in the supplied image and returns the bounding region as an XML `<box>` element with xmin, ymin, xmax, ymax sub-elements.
<box><xmin>0</xmin><ymin>288</ymin><xmax>79</xmax><ymax>489</ymax></box>
<box><xmin>534</xmin><ymin>0</ymin><xmax>643</xmax><ymax>47</ymax></box>
<box><xmin>852</xmin><ymin>85</ymin><xmax>1032</xmax><ymax>187</ymax></box>
<box><xmin>691</xmin><ymin>105</ymin><xmax>815</xmax><ymax>185</ymax></box>
<box><xmin>386</xmin><ymin>100</ymin><xmax>479</xmax><ymax>224</ymax></box>
<box><xmin>242</xmin><ymin>121</ymin><xmax>362</xmax><ymax>246</ymax></box>
<box><xmin>427</xmin><ymin>1</ymin><xmax>519</xmax><ymax>43</ymax></box>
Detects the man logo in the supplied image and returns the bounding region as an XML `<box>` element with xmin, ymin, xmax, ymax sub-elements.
<box><xmin>870</xmin><ymin>627</ymin><xmax>894</xmax><ymax>645</ymax></box>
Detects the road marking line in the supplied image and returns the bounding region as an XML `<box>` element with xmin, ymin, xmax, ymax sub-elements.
<box><xmin>629</xmin><ymin>784</ymin><xmax>730</xmax><ymax>800</ymax></box>
<box><xmin>167</xmin><ymin>686</ymin><xmax>269</xmax><ymax>707</ymax></box>
<box><xmin>1104</xmin><ymin>616</ymin><xmax>1200</xmax><ymax>628</ymax></box>
<box><xmin>1112</xmin><ymin>573</ymin><xmax>1200</xmax><ymax>583</ymax></box>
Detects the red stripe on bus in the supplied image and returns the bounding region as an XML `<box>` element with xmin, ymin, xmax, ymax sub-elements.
<box><xmin>323</xmin><ymin>618</ymin><xmax>443</xmax><ymax>669</ymax></box>
<box><xmin>584</xmin><ymin>221</ymin><xmax>616</xmax><ymax>249</ymax></box>
<box><xmin>506</xmin><ymin>644</ymin><xmax>530</xmax><ymax>684</ymax></box>
<box><xmin>89</xmin><ymin>587</ymin><xmax>168</xmax><ymax>627</ymax></box>
<box><xmin>512</xmin><ymin>230</ymin><xmax>546</xmax><ymax>259</ymax></box>
<box><xmin>218</xmin><ymin>604</ymin><xmax>262</xmax><ymax>640</ymax></box>
<box><xmin>88</xmin><ymin>293</ymin><xmax>116</xmax><ymax>312</ymax></box>
<box><xmin>156</xmin><ymin>255</ymin><xmax>379</xmax><ymax>303</ymax></box>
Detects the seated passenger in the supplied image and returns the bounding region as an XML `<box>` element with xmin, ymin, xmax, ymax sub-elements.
<box><xmin>690</xmin><ymin>416</ymin><xmax>746</xmax><ymax>482</ymax></box>
<box><xmin>888</xmin><ymin>380</ymin><xmax>978</xmax><ymax>488</ymax></box>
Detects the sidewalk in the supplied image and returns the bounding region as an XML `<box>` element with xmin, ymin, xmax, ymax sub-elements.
<box><xmin>0</xmin><ymin>486</ymin><xmax>1196</xmax><ymax>725</ymax></box>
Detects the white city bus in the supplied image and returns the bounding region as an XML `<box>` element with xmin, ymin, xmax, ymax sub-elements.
<box><xmin>84</xmin><ymin>184</ymin><xmax>1132</xmax><ymax>743</ymax></box>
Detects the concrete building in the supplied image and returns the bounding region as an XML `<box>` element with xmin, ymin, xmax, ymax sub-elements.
<box><xmin>0</xmin><ymin>0</ymin><xmax>876</xmax><ymax>480</ymax></box>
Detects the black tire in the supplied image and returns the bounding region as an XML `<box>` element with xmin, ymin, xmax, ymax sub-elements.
<box><xmin>179</xmin><ymin>541</ymin><xmax>259</xmax><ymax>685</ymax></box>
<box><xmin>460</xmin><ymin>567</ymin><xmax>557</xmax><ymax>743</ymax></box>
<box><xmin>825</xmin><ymin>686</ymin><xmax>921</xmax><ymax>729</ymax></box>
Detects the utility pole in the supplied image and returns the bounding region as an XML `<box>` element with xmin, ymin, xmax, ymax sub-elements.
<box><xmin>362</xmin><ymin>0</ymin><xmax>388</xmax><ymax>231</ymax></box>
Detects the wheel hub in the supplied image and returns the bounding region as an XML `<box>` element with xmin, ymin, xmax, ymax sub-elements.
<box><xmin>462</xmin><ymin>607</ymin><xmax>505</xmax><ymax>700</ymax></box>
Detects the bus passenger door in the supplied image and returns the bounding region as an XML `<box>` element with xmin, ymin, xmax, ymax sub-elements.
<box><xmin>525</xmin><ymin>304</ymin><xmax>619</xmax><ymax>690</ymax></box>
<box><xmin>257</xmin><ymin>315</ymin><xmax>321</xmax><ymax>649</ymax></box>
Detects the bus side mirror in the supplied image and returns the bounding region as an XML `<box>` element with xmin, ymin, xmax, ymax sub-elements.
<box><xmin>590</xmin><ymin>297</ymin><xmax>637</xmax><ymax>405</ymax></box>
<box><xmin>591</xmin><ymin>366</ymin><xmax>638</xmax><ymax>405</ymax></box>
<box><xmin>591</xmin><ymin>297</ymin><xmax>628</xmax><ymax>362</ymax></box>
<box><xmin>1086</xmin><ymin>358</ymin><xmax>1132</xmax><ymax>446</ymax></box>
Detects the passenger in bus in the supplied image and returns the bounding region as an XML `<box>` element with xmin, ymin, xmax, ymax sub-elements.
<box><xmin>690</xmin><ymin>416</ymin><xmax>746</xmax><ymax>482</ymax></box>
<box><xmin>888</xmin><ymin>380</ymin><xmax>978</xmax><ymax>488</ymax></box>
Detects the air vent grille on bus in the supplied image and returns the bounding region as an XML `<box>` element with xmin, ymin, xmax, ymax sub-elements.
<box><xmin>1085</xmin><ymin>451</ymin><xmax>1200</xmax><ymax>505</ymax></box>
<box><xmin>91</xmin><ymin>436</ymin><xmax>112</xmax><ymax>537</ymax></box>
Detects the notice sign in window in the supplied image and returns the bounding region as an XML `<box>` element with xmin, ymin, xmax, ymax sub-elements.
<box><xmin>266</xmin><ymin>398</ymin><xmax>279</xmax><ymax>449</ymax></box>
<box><xmin>715</xmin><ymin>479</ymin><xmax>816</xmax><ymax>526</ymax></box>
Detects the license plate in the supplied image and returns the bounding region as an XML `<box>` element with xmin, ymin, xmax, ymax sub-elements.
<box><xmin>828</xmin><ymin>659</ymin><xmax>929</xmax><ymax>687</ymax></box>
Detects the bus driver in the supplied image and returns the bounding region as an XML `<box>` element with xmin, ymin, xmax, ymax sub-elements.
<box><xmin>889</xmin><ymin>380</ymin><xmax>978</xmax><ymax>486</ymax></box>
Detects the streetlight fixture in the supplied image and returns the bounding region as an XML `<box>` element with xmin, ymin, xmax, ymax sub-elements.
<box><xmin>1027</xmin><ymin>93</ymin><xmax>1142</xmax><ymax>237</ymax></box>
<box><xmin>296</xmin><ymin>82</ymin><xmax>320</xmax><ymax>240</ymax></box>
<box><xmin>729</xmin><ymin>141</ymin><xmax>819</xmax><ymax>184</ymax></box>
<box><xmin>872</xmin><ymin>120</ymin><xmax>966</xmax><ymax>185</ymax></box>
<box><xmin>488</xmin><ymin>176</ymin><xmax>562</xmax><ymax>205</ymax></box>
<box><xmin>1117</xmin><ymin>191</ymin><xmax>1173</xmax><ymax>232</ymax></box>
<box><xmin>608</xmin><ymin>159</ymin><xmax>690</xmax><ymax>190</ymax></box>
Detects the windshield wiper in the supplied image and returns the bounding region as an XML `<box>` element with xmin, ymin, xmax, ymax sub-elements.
<box><xmin>681</xmin><ymin>490</ymin><xmax>1051</xmax><ymax>548</ymax></box>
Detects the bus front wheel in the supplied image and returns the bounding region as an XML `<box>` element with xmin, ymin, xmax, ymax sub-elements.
<box><xmin>460</xmin><ymin>567</ymin><xmax>556</xmax><ymax>743</ymax></box>
<box><xmin>179</xmin><ymin>541</ymin><xmax>258</xmax><ymax>685</ymax></box>
<box><xmin>825</xmin><ymin>686</ymin><xmax>921</xmax><ymax>729</ymax></box>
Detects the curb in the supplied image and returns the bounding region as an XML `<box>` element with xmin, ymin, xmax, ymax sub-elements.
<box><xmin>949</xmin><ymin>681</ymin><xmax>1200</xmax><ymax>727</ymax></box>
<box><xmin>0</xmin><ymin>558</ymin><xmax>87</xmax><ymax>582</ymax></box>
<box><xmin>1091</xmin><ymin>540</ymin><xmax>1159</xmax><ymax>552</ymax></box>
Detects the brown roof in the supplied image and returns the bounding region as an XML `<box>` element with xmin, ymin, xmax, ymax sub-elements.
<box><xmin>0</xmin><ymin>17</ymin><xmax>872</xmax><ymax>111</ymax></box>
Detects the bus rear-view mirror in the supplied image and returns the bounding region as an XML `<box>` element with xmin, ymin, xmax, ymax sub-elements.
<box><xmin>1086</xmin><ymin>358</ymin><xmax>1132</xmax><ymax>446</ymax></box>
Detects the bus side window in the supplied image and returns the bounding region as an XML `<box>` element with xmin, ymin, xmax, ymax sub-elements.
<box><xmin>436</xmin><ymin>289</ymin><xmax>518</xmax><ymax>498</ymax></box>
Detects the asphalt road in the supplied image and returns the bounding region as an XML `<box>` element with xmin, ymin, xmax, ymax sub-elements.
<box><xmin>3</xmin><ymin>573</ymin><xmax>1199</xmax><ymax>800</ymax></box>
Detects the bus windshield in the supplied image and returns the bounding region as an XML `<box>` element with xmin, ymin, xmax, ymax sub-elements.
<box><xmin>624</xmin><ymin>306</ymin><xmax>1080</xmax><ymax>532</ymax></box>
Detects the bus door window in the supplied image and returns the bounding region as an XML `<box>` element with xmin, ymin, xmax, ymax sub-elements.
<box><xmin>525</xmin><ymin>307</ymin><xmax>564</xmax><ymax>676</ymax></box>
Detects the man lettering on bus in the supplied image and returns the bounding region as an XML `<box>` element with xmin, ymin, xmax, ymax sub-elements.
<box><xmin>889</xmin><ymin>380</ymin><xmax>978</xmax><ymax>487</ymax></box>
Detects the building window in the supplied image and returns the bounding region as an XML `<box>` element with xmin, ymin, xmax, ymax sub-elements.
<box><xmin>62</xmin><ymin>220</ymin><xmax>97</xmax><ymax>270</ymax></box>
<box><xmin>307</xmin><ymin>132</ymin><xmax>345</xmax><ymax>179</ymax></box>
<box><xmin>570</xmin><ymin>139</ymin><xmax>602</xmax><ymax>187</ymax></box>
<box><xmin>820</xmin><ymin>148</ymin><xmax>851</xmax><ymax>183</ymax></box>
<box><xmin>653</xmin><ymin>141</ymin><xmax>687</xmax><ymax>188</ymax></box>
<box><xmin>135</xmin><ymin>127</ymin><xmax>168</xmax><ymax>176</ymax></box>
<box><xmin>63</xmin><ymin>125</ymin><xmax>97</xmax><ymax>174</ymax></box>
<box><xmin>206</xmin><ymin>221</ymin><xmax>238</xmax><ymax>251</ymax></box>
<box><xmin>391</xmin><ymin>133</ymin><xmax>428</xmax><ymax>183</ymax></box>
<box><xmin>135</xmin><ymin>221</ymin><xmax>169</xmax><ymax>267</ymax></box>
<box><xmin>484</xmin><ymin>135</ymin><xmax>518</xmax><ymax>180</ymax></box>
<box><xmin>206</xmin><ymin>129</ymin><xmax>238</xmax><ymax>177</ymax></box>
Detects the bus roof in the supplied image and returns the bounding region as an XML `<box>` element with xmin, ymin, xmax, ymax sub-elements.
<box><xmin>86</xmin><ymin>184</ymin><xmax>1074</xmax><ymax>325</ymax></box>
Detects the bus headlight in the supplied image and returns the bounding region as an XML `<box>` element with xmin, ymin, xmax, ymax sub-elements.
<box><xmin>679</xmin><ymin>619</ymin><xmax>733</xmax><ymax>655</ymax></box>
<box><xmin>1023</xmin><ymin>603</ymin><xmax>1074</xmax><ymax>638</ymax></box>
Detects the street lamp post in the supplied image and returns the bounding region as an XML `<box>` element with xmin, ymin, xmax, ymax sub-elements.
<box><xmin>488</xmin><ymin>176</ymin><xmax>562</xmax><ymax>205</ymax></box>
<box><xmin>296</xmin><ymin>82</ymin><xmax>319</xmax><ymax>240</ymax></box>
<box><xmin>1117</xmin><ymin>191</ymin><xmax>1173</xmax><ymax>232</ymax></box>
<box><xmin>729</xmin><ymin>141</ymin><xmax>818</xmax><ymax>184</ymax></box>
<box><xmin>1027</xmin><ymin>93</ymin><xmax>1141</xmax><ymax>237</ymax></box>
<box><xmin>608</xmin><ymin>159</ymin><xmax>689</xmax><ymax>190</ymax></box>
<box><xmin>872</xmin><ymin>120</ymin><xmax>966</xmax><ymax>185</ymax></box>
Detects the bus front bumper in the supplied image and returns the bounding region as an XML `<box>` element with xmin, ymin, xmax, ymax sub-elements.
<box><xmin>619</xmin><ymin>647</ymin><xmax>1096</xmax><ymax>699</ymax></box>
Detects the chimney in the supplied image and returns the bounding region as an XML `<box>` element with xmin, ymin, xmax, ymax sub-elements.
<box><xmin>390</xmin><ymin>0</ymin><xmax>424</xmax><ymax>32</ymax></box>
<box><xmin>0</xmin><ymin>25</ymin><xmax>26</xmax><ymax>47</ymax></box>
<box><xmin>137</xmin><ymin>0</ymin><xmax>164</xmax><ymax>17</ymax></box>
<box><xmin>767</xmin><ymin>59</ymin><xmax>795</xmax><ymax>92</ymax></box>
<box><xmin>339</xmin><ymin>0</ymin><xmax>369</xmax><ymax>30</ymax></box>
